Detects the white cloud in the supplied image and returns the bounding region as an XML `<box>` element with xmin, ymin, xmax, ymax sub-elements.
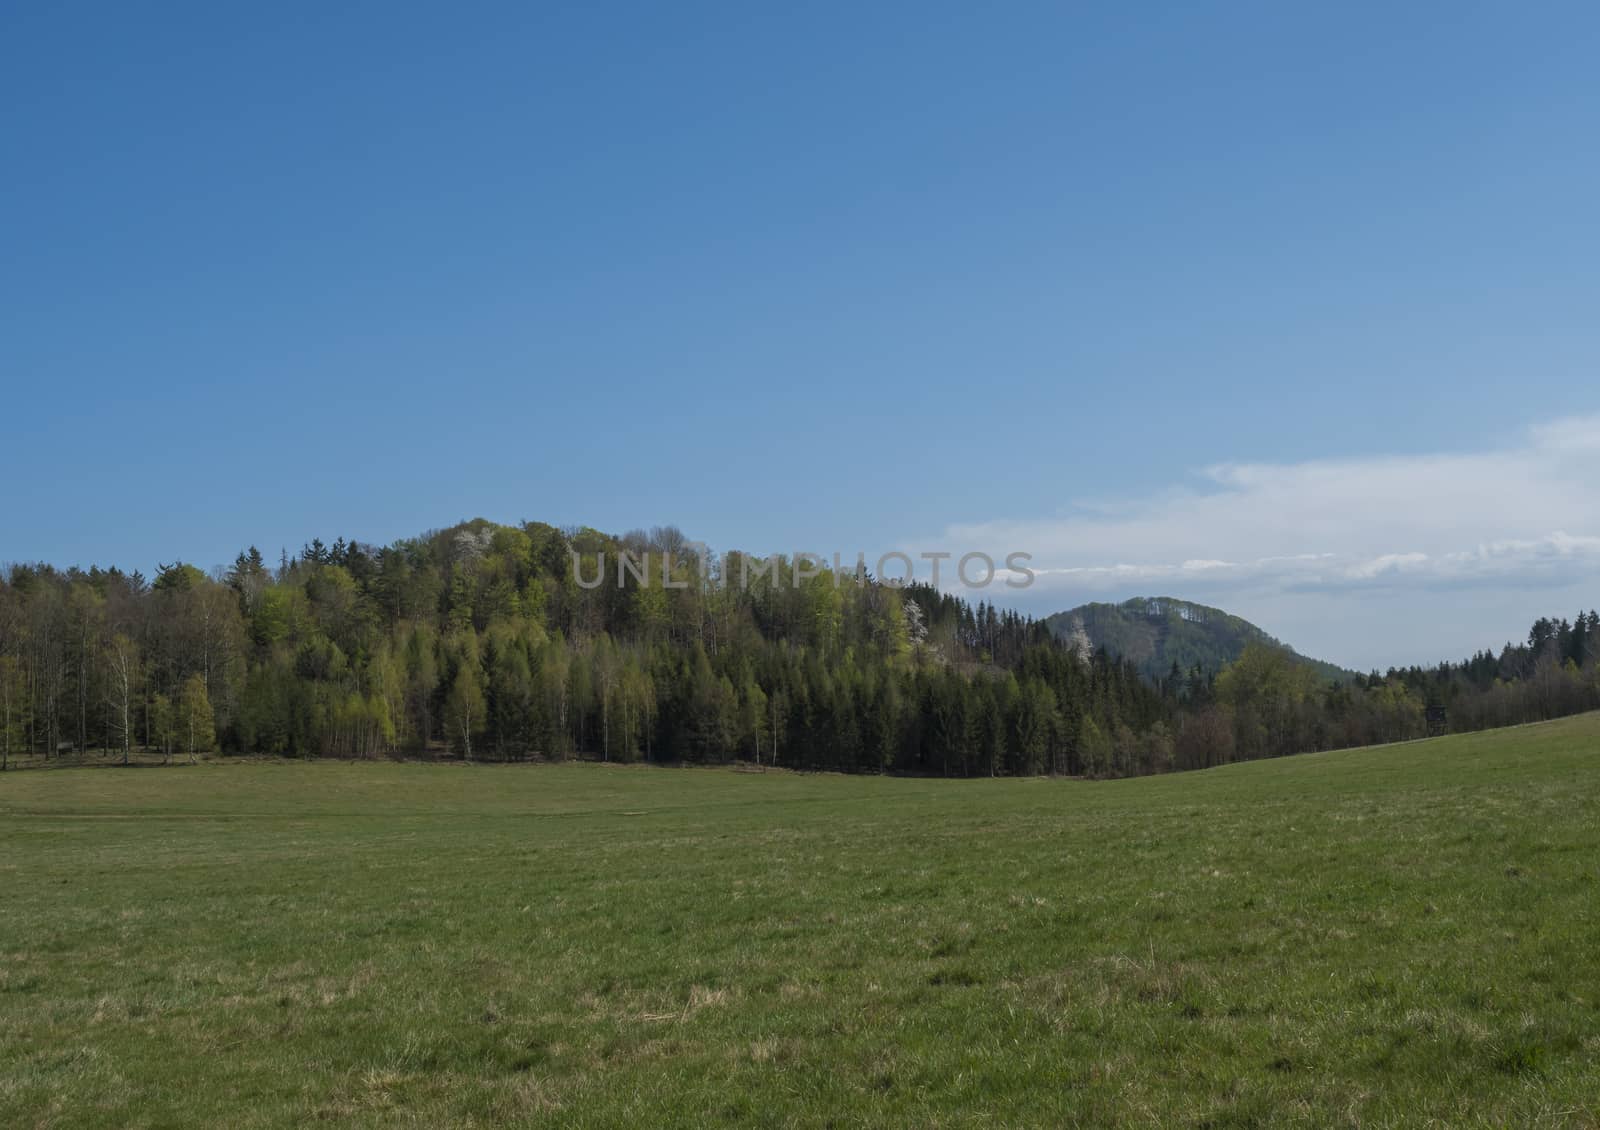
<box><xmin>937</xmin><ymin>415</ymin><xmax>1600</xmax><ymax>669</ymax></box>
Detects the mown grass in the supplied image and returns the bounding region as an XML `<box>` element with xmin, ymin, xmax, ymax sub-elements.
<box><xmin>3</xmin><ymin>716</ymin><xmax>1599</xmax><ymax>1127</ymax></box>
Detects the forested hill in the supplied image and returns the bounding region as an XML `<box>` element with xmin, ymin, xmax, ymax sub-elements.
<box><xmin>3</xmin><ymin>523</ymin><xmax>1596</xmax><ymax>779</ymax></box>
<box><xmin>0</xmin><ymin>522</ymin><xmax>1169</xmax><ymax>777</ymax></box>
<box><xmin>1045</xmin><ymin>596</ymin><xmax>1357</xmax><ymax>685</ymax></box>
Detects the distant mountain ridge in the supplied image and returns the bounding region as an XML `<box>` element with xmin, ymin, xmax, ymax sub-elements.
<box><xmin>1044</xmin><ymin>596</ymin><xmax>1356</xmax><ymax>685</ymax></box>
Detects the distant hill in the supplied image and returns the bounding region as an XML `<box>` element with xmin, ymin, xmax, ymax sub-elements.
<box><xmin>1044</xmin><ymin>596</ymin><xmax>1356</xmax><ymax>685</ymax></box>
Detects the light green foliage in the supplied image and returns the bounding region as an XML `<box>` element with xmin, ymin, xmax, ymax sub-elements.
<box><xmin>152</xmin><ymin>562</ymin><xmax>207</xmax><ymax>593</ymax></box>
<box><xmin>148</xmin><ymin>693</ymin><xmax>174</xmax><ymax>761</ymax></box>
<box><xmin>1077</xmin><ymin>714</ymin><xmax>1112</xmax><ymax>777</ymax></box>
<box><xmin>251</xmin><ymin>585</ymin><xmax>296</xmax><ymax>647</ymax></box>
<box><xmin>304</xmin><ymin>565</ymin><xmax>363</xmax><ymax>652</ymax></box>
<box><xmin>177</xmin><ymin>673</ymin><xmax>215</xmax><ymax>757</ymax></box>
<box><xmin>444</xmin><ymin>633</ymin><xmax>485</xmax><ymax>759</ymax></box>
<box><xmin>1215</xmin><ymin>642</ymin><xmax>1318</xmax><ymax>709</ymax></box>
<box><xmin>1367</xmin><ymin>676</ymin><xmax>1425</xmax><ymax>742</ymax></box>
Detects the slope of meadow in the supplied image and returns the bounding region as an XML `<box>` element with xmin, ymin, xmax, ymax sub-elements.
<box><xmin>3</xmin><ymin>715</ymin><xmax>1599</xmax><ymax>1127</ymax></box>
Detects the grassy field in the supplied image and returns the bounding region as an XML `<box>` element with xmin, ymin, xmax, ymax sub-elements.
<box><xmin>3</xmin><ymin>717</ymin><xmax>1599</xmax><ymax>1128</ymax></box>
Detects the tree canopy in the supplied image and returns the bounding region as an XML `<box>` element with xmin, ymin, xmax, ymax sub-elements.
<box><xmin>1</xmin><ymin>520</ymin><xmax>1595</xmax><ymax>777</ymax></box>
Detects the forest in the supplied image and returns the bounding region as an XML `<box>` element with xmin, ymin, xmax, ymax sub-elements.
<box><xmin>1</xmin><ymin>518</ymin><xmax>1597</xmax><ymax>776</ymax></box>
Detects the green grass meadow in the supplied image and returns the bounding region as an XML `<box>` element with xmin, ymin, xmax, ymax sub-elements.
<box><xmin>3</xmin><ymin>715</ymin><xmax>1600</xmax><ymax>1127</ymax></box>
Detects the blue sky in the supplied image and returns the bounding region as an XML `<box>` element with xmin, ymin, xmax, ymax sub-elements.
<box><xmin>4</xmin><ymin>2</ymin><xmax>1599</xmax><ymax>669</ymax></box>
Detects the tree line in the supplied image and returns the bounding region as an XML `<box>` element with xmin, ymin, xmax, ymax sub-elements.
<box><xmin>1</xmin><ymin>518</ymin><xmax>1596</xmax><ymax>776</ymax></box>
<box><xmin>1155</xmin><ymin>610</ymin><xmax>1600</xmax><ymax>770</ymax></box>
